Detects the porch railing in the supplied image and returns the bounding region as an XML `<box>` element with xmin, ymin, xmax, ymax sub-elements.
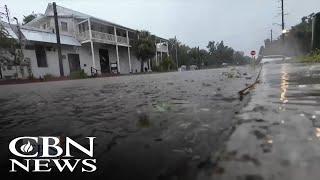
<box><xmin>91</xmin><ymin>67</ymin><xmax>99</xmax><ymax>77</ymax></box>
<box><xmin>77</xmin><ymin>30</ymin><xmax>129</xmax><ymax>46</ymax></box>
<box><xmin>117</xmin><ymin>36</ymin><xmax>128</xmax><ymax>45</ymax></box>
<box><xmin>77</xmin><ymin>31</ymin><xmax>90</xmax><ymax>42</ymax></box>
<box><xmin>156</xmin><ymin>44</ymin><xmax>169</xmax><ymax>53</ymax></box>
<box><xmin>92</xmin><ymin>31</ymin><xmax>116</xmax><ymax>43</ymax></box>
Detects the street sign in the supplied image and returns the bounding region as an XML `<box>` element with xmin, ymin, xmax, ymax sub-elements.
<box><xmin>251</xmin><ymin>51</ymin><xmax>256</xmax><ymax>56</ymax></box>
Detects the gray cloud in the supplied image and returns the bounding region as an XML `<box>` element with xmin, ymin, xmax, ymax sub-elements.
<box><xmin>1</xmin><ymin>0</ymin><xmax>319</xmax><ymax>55</ymax></box>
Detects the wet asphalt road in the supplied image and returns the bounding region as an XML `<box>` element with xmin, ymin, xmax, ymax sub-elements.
<box><xmin>211</xmin><ymin>62</ymin><xmax>320</xmax><ymax>180</ymax></box>
<box><xmin>0</xmin><ymin>66</ymin><xmax>256</xmax><ymax>180</ymax></box>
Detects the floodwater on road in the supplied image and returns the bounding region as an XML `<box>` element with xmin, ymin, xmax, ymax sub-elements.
<box><xmin>0</xmin><ymin>67</ymin><xmax>256</xmax><ymax>180</ymax></box>
<box><xmin>211</xmin><ymin>62</ymin><xmax>320</xmax><ymax>180</ymax></box>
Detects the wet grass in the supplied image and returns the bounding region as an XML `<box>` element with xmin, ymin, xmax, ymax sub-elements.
<box><xmin>299</xmin><ymin>49</ymin><xmax>320</xmax><ymax>63</ymax></box>
<box><xmin>137</xmin><ymin>113</ymin><xmax>151</xmax><ymax>128</ymax></box>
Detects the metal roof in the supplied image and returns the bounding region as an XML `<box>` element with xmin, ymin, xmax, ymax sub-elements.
<box><xmin>44</xmin><ymin>3</ymin><xmax>136</xmax><ymax>32</ymax></box>
<box><xmin>1</xmin><ymin>21</ymin><xmax>18</xmax><ymax>39</ymax></box>
<box><xmin>4</xmin><ymin>26</ymin><xmax>18</xmax><ymax>39</ymax></box>
<box><xmin>20</xmin><ymin>28</ymin><xmax>81</xmax><ymax>46</ymax></box>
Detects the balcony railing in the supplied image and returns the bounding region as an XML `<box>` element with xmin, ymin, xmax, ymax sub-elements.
<box><xmin>77</xmin><ymin>30</ymin><xmax>129</xmax><ymax>46</ymax></box>
<box><xmin>77</xmin><ymin>31</ymin><xmax>90</xmax><ymax>42</ymax></box>
<box><xmin>92</xmin><ymin>31</ymin><xmax>116</xmax><ymax>43</ymax></box>
<box><xmin>156</xmin><ymin>43</ymin><xmax>169</xmax><ymax>53</ymax></box>
<box><xmin>117</xmin><ymin>36</ymin><xmax>128</xmax><ymax>45</ymax></box>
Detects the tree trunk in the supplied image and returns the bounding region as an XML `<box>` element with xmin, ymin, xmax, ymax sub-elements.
<box><xmin>149</xmin><ymin>59</ymin><xmax>152</xmax><ymax>70</ymax></box>
<box><xmin>0</xmin><ymin>65</ymin><xmax>2</xmax><ymax>79</ymax></box>
<box><xmin>15</xmin><ymin>66</ymin><xmax>18</xmax><ymax>79</ymax></box>
<box><xmin>141</xmin><ymin>60</ymin><xmax>144</xmax><ymax>73</ymax></box>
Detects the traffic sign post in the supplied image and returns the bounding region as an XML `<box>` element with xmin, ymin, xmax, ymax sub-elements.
<box><xmin>251</xmin><ymin>51</ymin><xmax>256</xmax><ymax>70</ymax></box>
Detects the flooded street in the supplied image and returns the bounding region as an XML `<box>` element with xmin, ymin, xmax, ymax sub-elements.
<box><xmin>1</xmin><ymin>0</ymin><xmax>319</xmax><ymax>179</ymax></box>
<box><xmin>211</xmin><ymin>62</ymin><xmax>320</xmax><ymax>180</ymax></box>
<box><xmin>0</xmin><ymin>67</ymin><xmax>256</xmax><ymax>179</ymax></box>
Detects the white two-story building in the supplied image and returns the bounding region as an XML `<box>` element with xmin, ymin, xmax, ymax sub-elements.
<box><xmin>1</xmin><ymin>3</ymin><xmax>169</xmax><ymax>79</ymax></box>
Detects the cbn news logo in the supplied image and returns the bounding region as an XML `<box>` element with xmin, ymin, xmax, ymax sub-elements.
<box><xmin>9</xmin><ymin>136</ymin><xmax>96</xmax><ymax>173</ymax></box>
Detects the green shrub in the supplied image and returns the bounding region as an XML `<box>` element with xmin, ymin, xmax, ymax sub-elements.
<box><xmin>160</xmin><ymin>57</ymin><xmax>175</xmax><ymax>71</ymax></box>
<box><xmin>43</xmin><ymin>74</ymin><xmax>55</xmax><ymax>80</ymax></box>
<box><xmin>70</xmin><ymin>70</ymin><xmax>88</xmax><ymax>79</ymax></box>
<box><xmin>299</xmin><ymin>49</ymin><xmax>320</xmax><ymax>63</ymax></box>
<box><xmin>28</xmin><ymin>74</ymin><xmax>34</xmax><ymax>80</ymax></box>
<box><xmin>152</xmin><ymin>65</ymin><xmax>162</xmax><ymax>72</ymax></box>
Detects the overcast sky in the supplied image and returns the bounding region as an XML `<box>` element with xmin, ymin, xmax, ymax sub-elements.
<box><xmin>1</xmin><ymin>0</ymin><xmax>319</xmax><ymax>55</ymax></box>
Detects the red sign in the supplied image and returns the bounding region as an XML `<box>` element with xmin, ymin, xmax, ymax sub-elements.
<box><xmin>251</xmin><ymin>51</ymin><xmax>256</xmax><ymax>56</ymax></box>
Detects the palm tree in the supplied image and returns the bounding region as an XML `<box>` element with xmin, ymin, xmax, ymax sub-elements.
<box><xmin>131</xmin><ymin>31</ymin><xmax>156</xmax><ymax>72</ymax></box>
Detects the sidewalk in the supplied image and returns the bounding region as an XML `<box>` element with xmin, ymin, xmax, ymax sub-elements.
<box><xmin>210</xmin><ymin>62</ymin><xmax>320</xmax><ymax>180</ymax></box>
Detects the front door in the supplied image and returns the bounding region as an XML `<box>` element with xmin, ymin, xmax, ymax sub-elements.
<box><xmin>68</xmin><ymin>54</ymin><xmax>81</xmax><ymax>73</ymax></box>
<box><xmin>99</xmin><ymin>49</ymin><xmax>110</xmax><ymax>73</ymax></box>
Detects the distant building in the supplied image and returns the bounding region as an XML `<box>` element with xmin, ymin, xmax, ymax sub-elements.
<box><xmin>1</xmin><ymin>3</ymin><xmax>169</xmax><ymax>79</ymax></box>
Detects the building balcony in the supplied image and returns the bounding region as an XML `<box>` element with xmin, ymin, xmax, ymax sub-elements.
<box><xmin>156</xmin><ymin>42</ymin><xmax>169</xmax><ymax>53</ymax></box>
<box><xmin>77</xmin><ymin>30</ymin><xmax>130</xmax><ymax>46</ymax></box>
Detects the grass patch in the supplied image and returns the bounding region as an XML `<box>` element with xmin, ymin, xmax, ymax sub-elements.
<box><xmin>137</xmin><ymin>113</ymin><xmax>151</xmax><ymax>128</ymax></box>
<box><xmin>299</xmin><ymin>49</ymin><xmax>320</xmax><ymax>63</ymax></box>
<box><xmin>43</xmin><ymin>74</ymin><xmax>55</xmax><ymax>80</ymax></box>
<box><xmin>70</xmin><ymin>70</ymin><xmax>88</xmax><ymax>79</ymax></box>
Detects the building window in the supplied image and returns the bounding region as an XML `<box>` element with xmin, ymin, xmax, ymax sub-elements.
<box><xmin>35</xmin><ymin>46</ymin><xmax>48</xmax><ymax>67</ymax></box>
<box><xmin>79</xmin><ymin>23</ymin><xmax>85</xmax><ymax>33</ymax></box>
<box><xmin>61</xmin><ymin>22</ymin><xmax>68</xmax><ymax>32</ymax></box>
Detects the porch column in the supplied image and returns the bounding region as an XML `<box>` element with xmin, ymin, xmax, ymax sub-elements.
<box><xmin>155</xmin><ymin>48</ymin><xmax>158</xmax><ymax>66</ymax></box>
<box><xmin>148</xmin><ymin>59</ymin><xmax>151</xmax><ymax>71</ymax></box>
<box><xmin>114</xmin><ymin>26</ymin><xmax>120</xmax><ymax>73</ymax></box>
<box><xmin>126</xmin><ymin>30</ymin><xmax>132</xmax><ymax>73</ymax></box>
<box><xmin>160</xmin><ymin>39</ymin><xmax>163</xmax><ymax>62</ymax></box>
<box><xmin>88</xmin><ymin>18</ymin><xmax>96</xmax><ymax>68</ymax></box>
<box><xmin>155</xmin><ymin>40</ymin><xmax>158</xmax><ymax>66</ymax></box>
<box><xmin>90</xmin><ymin>41</ymin><xmax>95</xmax><ymax>67</ymax></box>
<box><xmin>167</xmin><ymin>42</ymin><xmax>169</xmax><ymax>56</ymax></box>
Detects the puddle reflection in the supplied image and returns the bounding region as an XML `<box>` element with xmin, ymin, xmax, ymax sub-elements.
<box><xmin>315</xmin><ymin>128</ymin><xmax>320</xmax><ymax>138</ymax></box>
<box><xmin>280</xmin><ymin>66</ymin><xmax>289</xmax><ymax>104</ymax></box>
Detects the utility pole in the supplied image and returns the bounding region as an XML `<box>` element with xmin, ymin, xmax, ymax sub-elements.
<box><xmin>197</xmin><ymin>46</ymin><xmax>200</xmax><ymax>68</ymax></box>
<box><xmin>13</xmin><ymin>17</ymin><xmax>22</xmax><ymax>48</ymax></box>
<box><xmin>281</xmin><ymin>0</ymin><xmax>285</xmax><ymax>44</ymax></box>
<box><xmin>271</xmin><ymin>29</ymin><xmax>273</xmax><ymax>43</ymax></box>
<box><xmin>4</xmin><ymin>5</ymin><xmax>10</xmax><ymax>24</ymax></box>
<box><xmin>175</xmin><ymin>36</ymin><xmax>178</xmax><ymax>70</ymax></box>
<box><xmin>53</xmin><ymin>2</ymin><xmax>64</xmax><ymax>77</ymax></box>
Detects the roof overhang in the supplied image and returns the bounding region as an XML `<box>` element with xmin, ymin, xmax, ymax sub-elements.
<box><xmin>20</xmin><ymin>28</ymin><xmax>81</xmax><ymax>46</ymax></box>
<box><xmin>1</xmin><ymin>21</ymin><xmax>18</xmax><ymax>39</ymax></box>
<box><xmin>4</xmin><ymin>26</ymin><xmax>18</xmax><ymax>39</ymax></box>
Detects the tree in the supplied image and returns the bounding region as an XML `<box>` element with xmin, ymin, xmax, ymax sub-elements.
<box><xmin>132</xmin><ymin>31</ymin><xmax>156</xmax><ymax>72</ymax></box>
<box><xmin>161</xmin><ymin>57</ymin><xmax>174</xmax><ymax>71</ymax></box>
<box><xmin>207</xmin><ymin>41</ymin><xmax>216</xmax><ymax>55</ymax></box>
<box><xmin>167</xmin><ymin>37</ymin><xmax>250</xmax><ymax>69</ymax></box>
<box><xmin>23</xmin><ymin>13</ymin><xmax>37</xmax><ymax>25</ymax></box>
<box><xmin>168</xmin><ymin>38</ymin><xmax>180</xmax><ymax>68</ymax></box>
<box><xmin>1</xmin><ymin>6</ymin><xmax>26</xmax><ymax>79</ymax></box>
<box><xmin>199</xmin><ymin>49</ymin><xmax>209</xmax><ymax>66</ymax></box>
<box><xmin>263</xmin><ymin>13</ymin><xmax>316</xmax><ymax>56</ymax></box>
<box><xmin>0</xmin><ymin>23</ymin><xmax>21</xmax><ymax>79</ymax></box>
<box><xmin>207</xmin><ymin>41</ymin><xmax>236</xmax><ymax>65</ymax></box>
<box><xmin>0</xmin><ymin>24</ymin><xmax>16</xmax><ymax>49</ymax></box>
